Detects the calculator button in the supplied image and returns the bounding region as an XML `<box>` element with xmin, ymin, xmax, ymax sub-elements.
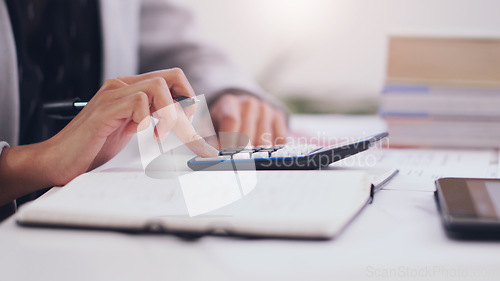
<box><xmin>270</xmin><ymin>149</ymin><xmax>288</xmax><ymax>158</ymax></box>
<box><xmin>258</xmin><ymin>147</ymin><xmax>277</xmax><ymax>153</ymax></box>
<box><xmin>256</xmin><ymin>145</ymin><xmax>273</xmax><ymax>148</ymax></box>
<box><xmin>219</xmin><ymin>149</ymin><xmax>242</xmax><ymax>156</ymax></box>
<box><xmin>283</xmin><ymin>147</ymin><xmax>304</xmax><ymax>156</ymax></box>
<box><xmin>194</xmin><ymin>155</ymin><xmax>231</xmax><ymax>162</ymax></box>
<box><xmin>251</xmin><ymin>152</ymin><xmax>270</xmax><ymax>159</ymax></box>
<box><xmin>232</xmin><ymin>153</ymin><xmax>251</xmax><ymax>159</ymax></box>
<box><xmin>238</xmin><ymin>148</ymin><xmax>257</xmax><ymax>153</ymax></box>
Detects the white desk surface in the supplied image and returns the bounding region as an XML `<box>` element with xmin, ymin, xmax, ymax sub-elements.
<box><xmin>1</xmin><ymin>115</ymin><xmax>500</xmax><ymax>281</ymax></box>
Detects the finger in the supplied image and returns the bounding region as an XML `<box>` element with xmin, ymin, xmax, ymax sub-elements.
<box><xmin>103</xmin><ymin>77</ymin><xmax>177</xmax><ymax>141</ymax></box>
<box><xmin>254</xmin><ymin>103</ymin><xmax>274</xmax><ymax>146</ymax></box>
<box><xmin>119</xmin><ymin>68</ymin><xmax>197</xmax><ymax>119</ymax></box>
<box><xmin>153</xmin><ymin>105</ymin><xmax>177</xmax><ymax>142</ymax></box>
<box><xmin>171</xmin><ymin>102</ymin><xmax>219</xmax><ymax>157</ymax></box>
<box><xmin>239</xmin><ymin>96</ymin><xmax>260</xmax><ymax>147</ymax></box>
<box><xmin>272</xmin><ymin>110</ymin><xmax>288</xmax><ymax>145</ymax></box>
<box><xmin>127</xmin><ymin>92</ymin><xmax>152</xmax><ymax>134</ymax></box>
<box><xmin>213</xmin><ymin>95</ymin><xmax>242</xmax><ymax>148</ymax></box>
<box><xmin>86</xmin><ymin>92</ymin><xmax>151</xmax><ymax>168</ymax></box>
<box><xmin>83</xmin><ymin>79</ymin><xmax>129</xmax><ymax>110</ymax></box>
<box><xmin>95</xmin><ymin>91</ymin><xmax>151</xmax><ymax>137</ymax></box>
<box><xmin>97</xmin><ymin>78</ymin><xmax>129</xmax><ymax>92</ymax></box>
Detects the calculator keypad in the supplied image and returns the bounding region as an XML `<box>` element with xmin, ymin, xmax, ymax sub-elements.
<box><xmin>194</xmin><ymin>144</ymin><xmax>321</xmax><ymax>162</ymax></box>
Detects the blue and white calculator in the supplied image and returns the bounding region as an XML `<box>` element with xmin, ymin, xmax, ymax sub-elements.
<box><xmin>187</xmin><ymin>132</ymin><xmax>388</xmax><ymax>171</ymax></box>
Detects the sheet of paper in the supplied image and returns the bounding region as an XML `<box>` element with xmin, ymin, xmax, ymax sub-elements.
<box><xmin>330</xmin><ymin>148</ymin><xmax>499</xmax><ymax>191</ymax></box>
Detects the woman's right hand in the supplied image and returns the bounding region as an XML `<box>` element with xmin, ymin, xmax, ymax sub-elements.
<box><xmin>0</xmin><ymin>68</ymin><xmax>218</xmax><ymax>205</ymax></box>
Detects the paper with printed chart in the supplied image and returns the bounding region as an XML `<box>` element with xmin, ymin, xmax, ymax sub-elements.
<box><xmin>330</xmin><ymin>148</ymin><xmax>499</xmax><ymax>191</ymax></box>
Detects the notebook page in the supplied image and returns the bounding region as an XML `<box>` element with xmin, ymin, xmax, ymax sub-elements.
<box><xmin>17</xmin><ymin>172</ymin><xmax>186</xmax><ymax>228</ymax></box>
<box><xmin>17</xmin><ymin>170</ymin><xmax>372</xmax><ymax>238</ymax></box>
<box><xmin>183</xmin><ymin>171</ymin><xmax>372</xmax><ymax>238</ymax></box>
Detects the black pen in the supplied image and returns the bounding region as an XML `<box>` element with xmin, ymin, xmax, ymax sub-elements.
<box><xmin>43</xmin><ymin>96</ymin><xmax>199</xmax><ymax>118</ymax></box>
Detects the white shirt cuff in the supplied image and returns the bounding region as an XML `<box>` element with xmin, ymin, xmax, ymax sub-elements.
<box><xmin>0</xmin><ymin>141</ymin><xmax>10</xmax><ymax>156</ymax></box>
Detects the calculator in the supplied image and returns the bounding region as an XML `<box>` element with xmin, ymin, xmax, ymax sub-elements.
<box><xmin>187</xmin><ymin>132</ymin><xmax>388</xmax><ymax>171</ymax></box>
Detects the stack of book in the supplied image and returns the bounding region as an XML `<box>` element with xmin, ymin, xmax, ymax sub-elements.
<box><xmin>380</xmin><ymin>36</ymin><xmax>500</xmax><ymax>148</ymax></box>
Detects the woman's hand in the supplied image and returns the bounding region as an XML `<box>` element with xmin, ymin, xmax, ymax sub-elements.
<box><xmin>49</xmin><ymin>68</ymin><xmax>219</xmax><ymax>182</ymax></box>
<box><xmin>210</xmin><ymin>92</ymin><xmax>288</xmax><ymax>148</ymax></box>
<box><xmin>0</xmin><ymin>68</ymin><xmax>218</xmax><ymax>205</ymax></box>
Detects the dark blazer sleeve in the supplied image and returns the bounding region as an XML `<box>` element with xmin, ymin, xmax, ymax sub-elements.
<box><xmin>0</xmin><ymin>142</ymin><xmax>16</xmax><ymax>222</ymax></box>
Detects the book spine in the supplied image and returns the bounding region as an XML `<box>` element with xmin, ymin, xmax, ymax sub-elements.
<box><xmin>386</xmin><ymin>118</ymin><xmax>500</xmax><ymax>148</ymax></box>
<box><xmin>380</xmin><ymin>84</ymin><xmax>500</xmax><ymax>119</ymax></box>
<box><xmin>386</xmin><ymin>37</ymin><xmax>500</xmax><ymax>86</ymax></box>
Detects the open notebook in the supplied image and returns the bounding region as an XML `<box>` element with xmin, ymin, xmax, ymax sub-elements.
<box><xmin>16</xmin><ymin>169</ymin><xmax>395</xmax><ymax>239</ymax></box>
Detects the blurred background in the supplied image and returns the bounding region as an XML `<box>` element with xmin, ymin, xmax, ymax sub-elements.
<box><xmin>183</xmin><ymin>0</ymin><xmax>500</xmax><ymax>114</ymax></box>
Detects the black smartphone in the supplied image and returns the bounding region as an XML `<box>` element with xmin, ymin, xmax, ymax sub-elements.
<box><xmin>434</xmin><ymin>177</ymin><xmax>500</xmax><ymax>238</ymax></box>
